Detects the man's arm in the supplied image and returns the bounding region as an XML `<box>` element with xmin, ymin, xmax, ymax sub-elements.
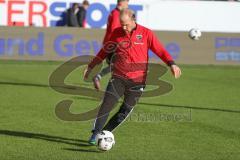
<box><xmin>148</xmin><ymin>30</ymin><xmax>181</xmax><ymax>78</ymax></box>
<box><xmin>84</xmin><ymin>32</ymin><xmax>117</xmax><ymax>80</ymax></box>
<box><xmin>103</xmin><ymin>11</ymin><xmax>120</xmax><ymax>44</ymax></box>
<box><xmin>77</xmin><ymin>8</ymin><xmax>86</xmax><ymax>27</ymax></box>
<box><xmin>83</xmin><ymin>48</ymin><xmax>108</xmax><ymax>80</ymax></box>
<box><xmin>67</xmin><ymin>9</ymin><xmax>79</xmax><ymax>27</ymax></box>
<box><xmin>66</xmin><ymin>10</ymin><xmax>73</xmax><ymax>26</ymax></box>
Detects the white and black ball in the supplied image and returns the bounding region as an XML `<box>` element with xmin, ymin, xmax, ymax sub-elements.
<box><xmin>96</xmin><ymin>130</ymin><xmax>115</xmax><ymax>151</ymax></box>
<box><xmin>189</xmin><ymin>28</ymin><xmax>202</xmax><ymax>40</ymax></box>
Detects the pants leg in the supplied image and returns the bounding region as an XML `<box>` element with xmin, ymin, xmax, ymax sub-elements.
<box><xmin>99</xmin><ymin>65</ymin><xmax>111</xmax><ymax>77</ymax></box>
<box><xmin>103</xmin><ymin>84</ymin><xmax>144</xmax><ymax>132</ymax></box>
<box><xmin>92</xmin><ymin>78</ymin><xmax>125</xmax><ymax>134</ymax></box>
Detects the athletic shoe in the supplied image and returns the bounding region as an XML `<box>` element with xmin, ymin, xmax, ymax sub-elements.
<box><xmin>88</xmin><ymin>133</ymin><xmax>97</xmax><ymax>145</ymax></box>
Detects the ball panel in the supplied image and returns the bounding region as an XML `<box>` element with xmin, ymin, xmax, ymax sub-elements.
<box><xmin>96</xmin><ymin>130</ymin><xmax>115</xmax><ymax>151</ymax></box>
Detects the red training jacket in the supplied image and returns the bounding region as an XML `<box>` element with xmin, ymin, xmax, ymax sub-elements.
<box><xmin>89</xmin><ymin>24</ymin><xmax>174</xmax><ymax>84</ymax></box>
<box><xmin>102</xmin><ymin>8</ymin><xmax>121</xmax><ymax>44</ymax></box>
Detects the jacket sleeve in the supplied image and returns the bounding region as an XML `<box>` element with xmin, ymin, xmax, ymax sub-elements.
<box><xmin>88</xmin><ymin>32</ymin><xmax>117</xmax><ymax>69</ymax></box>
<box><xmin>67</xmin><ymin>9</ymin><xmax>79</xmax><ymax>27</ymax></box>
<box><xmin>77</xmin><ymin>8</ymin><xmax>86</xmax><ymax>27</ymax></box>
<box><xmin>148</xmin><ymin>30</ymin><xmax>175</xmax><ymax>66</ymax></box>
<box><xmin>88</xmin><ymin>48</ymin><xmax>107</xmax><ymax>69</ymax></box>
<box><xmin>103</xmin><ymin>11</ymin><xmax>119</xmax><ymax>44</ymax></box>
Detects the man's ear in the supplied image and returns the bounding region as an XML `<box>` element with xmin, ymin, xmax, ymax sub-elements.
<box><xmin>132</xmin><ymin>13</ymin><xmax>136</xmax><ymax>21</ymax></box>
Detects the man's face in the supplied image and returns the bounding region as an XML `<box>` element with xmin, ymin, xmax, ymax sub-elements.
<box><xmin>73</xmin><ymin>4</ymin><xmax>79</xmax><ymax>10</ymax></box>
<box><xmin>121</xmin><ymin>16</ymin><xmax>134</xmax><ymax>33</ymax></box>
<box><xmin>120</xmin><ymin>0</ymin><xmax>129</xmax><ymax>9</ymax></box>
<box><xmin>83</xmin><ymin>4</ymin><xmax>89</xmax><ymax>9</ymax></box>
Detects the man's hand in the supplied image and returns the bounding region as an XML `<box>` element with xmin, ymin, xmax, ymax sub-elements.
<box><xmin>170</xmin><ymin>65</ymin><xmax>181</xmax><ymax>79</ymax></box>
<box><xmin>83</xmin><ymin>67</ymin><xmax>92</xmax><ymax>80</ymax></box>
<box><xmin>93</xmin><ymin>74</ymin><xmax>101</xmax><ymax>91</ymax></box>
<box><xmin>84</xmin><ymin>67</ymin><xmax>101</xmax><ymax>91</ymax></box>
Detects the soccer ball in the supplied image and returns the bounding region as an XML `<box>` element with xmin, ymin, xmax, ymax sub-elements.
<box><xmin>188</xmin><ymin>28</ymin><xmax>202</xmax><ymax>40</ymax></box>
<box><xmin>96</xmin><ymin>130</ymin><xmax>115</xmax><ymax>151</ymax></box>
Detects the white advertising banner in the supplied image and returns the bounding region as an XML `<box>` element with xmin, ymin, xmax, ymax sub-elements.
<box><xmin>0</xmin><ymin>0</ymin><xmax>240</xmax><ymax>32</ymax></box>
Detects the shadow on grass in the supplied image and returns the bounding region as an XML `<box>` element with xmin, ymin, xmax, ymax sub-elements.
<box><xmin>73</xmin><ymin>96</ymin><xmax>240</xmax><ymax>114</ymax></box>
<box><xmin>0</xmin><ymin>81</ymin><xmax>83</xmax><ymax>90</ymax></box>
<box><xmin>0</xmin><ymin>81</ymin><xmax>50</xmax><ymax>88</ymax></box>
<box><xmin>63</xmin><ymin>148</ymin><xmax>101</xmax><ymax>153</ymax></box>
<box><xmin>0</xmin><ymin>130</ymin><xmax>97</xmax><ymax>152</ymax></box>
<box><xmin>0</xmin><ymin>81</ymin><xmax>92</xmax><ymax>90</ymax></box>
<box><xmin>138</xmin><ymin>102</ymin><xmax>240</xmax><ymax>114</ymax></box>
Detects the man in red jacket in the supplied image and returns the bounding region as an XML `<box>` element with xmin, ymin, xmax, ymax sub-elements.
<box><xmin>85</xmin><ymin>9</ymin><xmax>181</xmax><ymax>145</ymax></box>
<box><xmin>92</xmin><ymin>0</ymin><xmax>129</xmax><ymax>90</ymax></box>
<box><xmin>103</xmin><ymin>0</ymin><xmax>129</xmax><ymax>43</ymax></box>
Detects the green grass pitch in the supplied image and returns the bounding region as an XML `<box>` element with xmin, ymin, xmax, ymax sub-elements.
<box><xmin>0</xmin><ymin>60</ymin><xmax>240</xmax><ymax>160</ymax></box>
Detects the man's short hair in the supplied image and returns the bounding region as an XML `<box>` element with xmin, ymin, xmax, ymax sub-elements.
<box><xmin>117</xmin><ymin>0</ymin><xmax>129</xmax><ymax>3</ymax></box>
<box><xmin>83</xmin><ymin>0</ymin><xmax>89</xmax><ymax>6</ymax></box>
<box><xmin>72</xmin><ymin>3</ymin><xmax>79</xmax><ymax>8</ymax></box>
<box><xmin>120</xmin><ymin>8</ymin><xmax>136</xmax><ymax>21</ymax></box>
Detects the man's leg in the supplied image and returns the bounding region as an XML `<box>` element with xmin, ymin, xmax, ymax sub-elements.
<box><xmin>103</xmin><ymin>85</ymin><xmax>144</xmax><ymax>132</ymax></box>
<box><xmin>89</xmin><ymin>78</ymin><xmax>125</xmax><ymax>144</ymax></box>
